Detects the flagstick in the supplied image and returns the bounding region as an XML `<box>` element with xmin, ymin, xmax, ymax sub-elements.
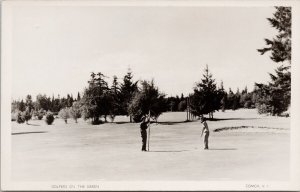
<box><xmin>147</xmin><ymin>110</ymin><xmax>151</xmax><ymax>151</ymax></box>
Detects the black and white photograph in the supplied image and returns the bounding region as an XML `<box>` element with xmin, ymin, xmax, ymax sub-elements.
<box><xmin>1</xmin><ymin>0</ymin><xmax>300</xmax><ymax>191</ymax></box>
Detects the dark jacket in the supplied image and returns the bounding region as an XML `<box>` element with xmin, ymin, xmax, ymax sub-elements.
<box><xmin>140</xmin><ymin>121</ymin><xmax>148</xmax><ymax>130</ymax></box>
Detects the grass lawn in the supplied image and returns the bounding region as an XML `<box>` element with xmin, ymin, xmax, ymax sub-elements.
<box><xmin>11</xmin><ymin>109</ymin><xmax>290</xmax><ymax>181</ymax></box>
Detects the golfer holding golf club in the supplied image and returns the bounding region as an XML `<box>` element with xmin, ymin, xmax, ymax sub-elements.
<box><xmin>200</xmin><ymin>116</ymin><xmax>210</xmax><ymax>150</ymax></box>
<box><xmin>140</xmin><ymin>115</ymin><xmax>150</xmax><ymax>151</ymax></box>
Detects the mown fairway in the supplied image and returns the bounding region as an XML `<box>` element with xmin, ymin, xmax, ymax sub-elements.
<box><xmin>11</xmin><ymin>109</ymin><xmax>289</xmax><ymax>181</ymax></box>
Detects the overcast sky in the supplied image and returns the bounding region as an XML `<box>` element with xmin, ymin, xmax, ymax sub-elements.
<box><xmin>11</xmin><ymin>5</ymin><xmax>278</xmax><ymax>100</ymax></box>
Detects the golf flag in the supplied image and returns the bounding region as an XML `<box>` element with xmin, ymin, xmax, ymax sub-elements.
<box><xmin>148</xmin><ymin>110</ymin><xmax>151</xmax><ymax>151</ymax></box>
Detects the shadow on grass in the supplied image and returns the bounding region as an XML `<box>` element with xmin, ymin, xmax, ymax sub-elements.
<box><xmin>208</xmin><ymin>148</ymin><xmax>237</xmax><ymax>150</ymax></box>
<box><xmin>214</xmin><ymin>126</ymin><xmax>253</xmax><ymax>132</ymax></box>
<box><xmin>208</xmin><ymin>118</ymin><xmax>258</xmax><ymax>121</ymax></box>
<box><xmin>12</xmin><ymin>131</ymin><xmax>47</xmax><ymax>135</ymax></box>
<box><xmin>115</xmin><ymin>121</ymin><xmax>132</xmax><ymax>124</ymax></box>
<box><xmin>27</xmin><ymin>123</ymin><xmax>40</xmax><ymax>126</ymax></box>
<box><xmin>157</xmin><ymin>121</ymin><xmax>189</xmax><ymax>125</ymax></box>
<box><xmin>147</xmin><ymin>150</ymin><xmax>189</xmax><ymax>153</ymax></box>
<box><xmin>214</xmin><ymin>126</ymin><xmax>286</xmax><ymax>132</ymax></box>
<box><xmin>115</xmin><ymin>121</ymin><xmax>190</xmax><ymax>125</ymax></box>
<box><xmin>153</xmin><ymin>118</ymin><xmax>258</xmax><ymax>125</ymax></box>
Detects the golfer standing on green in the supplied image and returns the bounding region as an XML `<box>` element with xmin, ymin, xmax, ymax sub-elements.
<box><xmin>200</xmin><ymin>116</ymin><xmax>209</xmax><ymax>150</ymax></box>
<box><xmin>140</xmin><ymin>116</ymin><xmax>150</xmax><ymax>151</ymax></box>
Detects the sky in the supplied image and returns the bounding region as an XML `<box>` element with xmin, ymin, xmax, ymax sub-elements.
<box><xmin>11</xmin><ymin>5</ymin><xmax>278</xmax><ymax>100</ymax></box>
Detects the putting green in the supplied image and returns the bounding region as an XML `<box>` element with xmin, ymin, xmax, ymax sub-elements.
<box><xmin>11</xmin><ymin>109</ymin><xmax>289</xmax><ymax>181</ymax></box>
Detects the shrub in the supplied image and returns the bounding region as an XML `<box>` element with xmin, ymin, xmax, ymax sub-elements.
<box><xmin>69</xmin><ymin>102</ymin><xmax>81</xmax><ymax>123</ymax></box>
<box><xmin>11</xmin><ymin>111</ymin><xmax>18</xmax><ymax>121</ymax></box>
<box><xmin>33</xmin><ymin>109</ymin><xmax>44</xmax><ymax>120</ymax></box>
<box><xmin>58</xmin><ymin>108</ymin><xmax>70</xmax><ymax>123</ymax></box>
<box><xmin>256</xmin><ymin>103</ymin><xmax>271</xmax><ymax>115</ymax></box>
<box><xmin>16</xmin><ymin>111</ymin><xmax>25</xmax><ymax>124</ymax></box>
<box><xmin>37</xmin><ymin>113</ymin><xmax>43</xmax><ymax>120</ymax></box>
<box><xmin>244</xmin><ymin>100</ymin><xmax>253</xmax><ymax>109</ymax></box>
<box><xmin>45</xmin><ymin>112</ymin><xmax>55</xmax><ymax>125</ymax></box>
<box><xmin>91</xmin><ymin>118</ymin><xmax>103</xmax><ymax>125</ymax></box>
<box><xmin>23</xmin><ymin>108</ymin><xmax>32</xmax><ymax>124</ymax></box>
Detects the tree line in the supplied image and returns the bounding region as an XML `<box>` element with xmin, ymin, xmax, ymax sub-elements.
<box><xmin>11</xmin><ymin>67</ymin><xmax>260</xmax><ymax>125</ymax></box>
<box><xmin>11</xmin><ymin>70</ymin><xmax>166</xmax><ymax>124</ymax></box>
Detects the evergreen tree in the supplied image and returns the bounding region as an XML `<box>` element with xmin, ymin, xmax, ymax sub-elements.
<box><xmin>174</xmin><ymin>96</ymin><xmax>180</xmax><ymax>111</ymax></box>
<box><xmin>77</xmin><ymin>92</ymin><xmax>81</xmax><ymax>101</ymax></box>
<box><xmin>218</xmin><ymin>81</ymin><xmax>227</xmax><ymax>112</ymax></box>
<box><xmin>240</xmin><ymin>87</ymin><xmax>247</xmax><ymax>107</ymax></box>
<box><xmin>178</xmin><ymin>100</ymin><xmax>187</xmax><ymax>111</ymax></box>
<box><xmin>240</xmin><ymin>86</ymin><xmax>254</xmax><ymax>108</ymax></box>
<box><xmin>258</xmin><ymin>7</ymin><xmax>291</xmax><ymax>63</ymax></box>
<box><xmin>171</xmin><ymin>100</ymin><xmax>176</xmax><ymax>111</ymax></box>
<box><xmin>25</xmin><ymin>95</ymin><xmax>33</xmax><ymax>112</ymax></box>
<box><xmin>109</xmin><ymin>75</ymin><xmax>121</xmax><ymax>121</ymax></box>
<box><xmin>120</xmin><ymin>69</ymin><xmax>138</xmax><ymax>122</ymax></box>
<box><xmin>81</xmin><ymin>72</ymin><xmax>111</xmax><ymax>124</ymax></box>
<box><xmin>232</xmin><ymin>88</ymin><xmax>241</xmax><ymax>110</ymax></box>
<box><xmin>242</xmin><ymin>86</ymin><xmax>248</xmax><ymax>94</ymax></box>
<box><xmin>226</xmin><ymin>88</ymin><xmax>235</xmax><ymax>110</ymax></box>
<box><xmin>18</xmin><ymin>99</ymin><xmax>26</xmax><ymax>112</ymax></box>
<box><xmin>50</xmin><ymin>95</ymin><xmax>55</xmax><ymax>112</ymax></box>
<box><xmin>255</xmin><ymin>66</ymin><xmax>290</xmax><ymax>115</ymax></box>
<box><xmin>220</xmin><ymin>94</ymin><xmax>227</xmax><ymax>112</ymax></box>
<box><xmin>36</xmin><ymin>94</ymin><xmax>50</xmax><ymax>111</ymax></box>
<box><xmin>52</xmin><ymin>96</ymin><xmax>61</xmax><ymax>113</ymax></box>
<box><xmin>256</xmin><ymin>7</ymin><xmax>291</xmax><ymax>115</ymax></box>
<box><xmin>60</xmin><ymin>97</ymin><xmax>68</xmax><ymax>109</ymax></box>
<box><xmin>190</xmin><ymin>65</ymin><xmax>219</xmax><ymax>118</ymax></box>
<box><xmin>66</xmin><ymin>94</ymin><xmax>74</xmax><ymax>108</ymax></box>
<box><xmin>167</xmin><ymin>98</ymin><xmax>176</xmax><ymax>112</ymax></box>
<box><xmin>180</xmin><ymin>93</ymin><xmax>184</xmax><ymax>101</ymax></box>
